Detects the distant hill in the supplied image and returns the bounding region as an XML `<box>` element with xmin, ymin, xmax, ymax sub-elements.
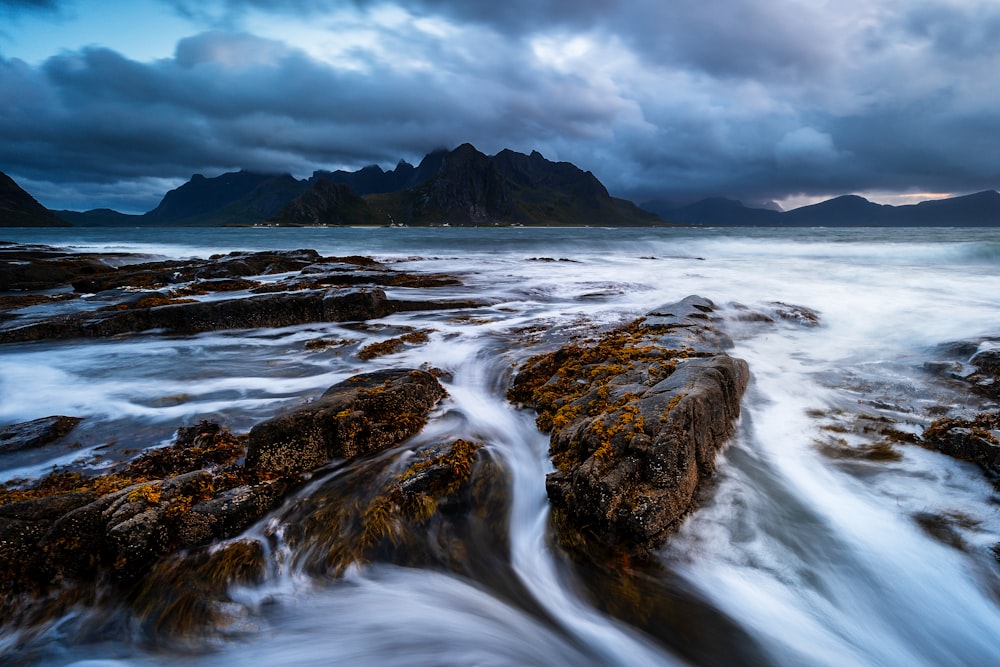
<box><xmin>644</xmin><ymin>197</ymin><xmax>781</xmax><ymax>226</ymax></box>
<box><xmin>56</xmin><ymin>208</ymin><xmax>143</xmax><ymax>226</ymax></box>
<box><xmin>647</xmin><ymin>190</ymin><xmax>1000</xmax><ymax>226</ymax></box>
<box><xmin>0</xmin><ymin>172</ymin><xmax>69</xmax><ymax>227</ymax></box>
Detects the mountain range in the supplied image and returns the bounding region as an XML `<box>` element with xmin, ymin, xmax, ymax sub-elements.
<box><xmin>642</xmin><ymin>191</ymin><xmax>1000</xmax><ymax>226</ymax></box>
<box><xmin>42</xmin><ymin>144</ymin><xmax>656</xmax><ymax>228</ymax></box>
<box><xmin>2</xmin><ymin>143</ymin><xmax>999</xmax><ymax>227</ymax></box>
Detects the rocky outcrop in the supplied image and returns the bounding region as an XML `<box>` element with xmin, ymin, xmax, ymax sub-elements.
<box><xmin>0</xmin><ymin>369</ymin><xmax>449</xmax><ymax>630</ymax></box>
<box><xmin>509</xmin><ymin>296</ymin><xmax>749</xmax><ymax>560</ymax></box>
<box><xmin>1</xmin><ymin>246</ymin><xmax>485</xmax><ymax>343</ymax></box>
<box><xmin>246</xmin><ymin>369</ymin><xmax>447</xmax><ymax>477</ymax></box>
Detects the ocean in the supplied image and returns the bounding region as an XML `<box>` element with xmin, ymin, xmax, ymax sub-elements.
<box><xmin>2</xmin><ymin>225</ymin><xmax>1000</xmax><ymax>666</ymax></box>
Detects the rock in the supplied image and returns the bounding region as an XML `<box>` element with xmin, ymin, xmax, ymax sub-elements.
<box><xmin>510</xmin><ymin>296</ymin><xmax>748</xmax><ymax>560</ymax></box>
<box><xmin>0</xmin><ymin>415</ymin><xmax>82</xmax><ymax>453</ymax></box>
<box><xmin>966</xmin><ymin>349</ymin><xmax>1000</xmax><ymax>398</ymax></box>
<box><xmin>245</xmin><ymin>369</ymin><xmax>447</xmax><ymax>476</ymax></box>
<box><xmin>921</xmin><ymin>413</ymin><xmax>1000</xmax><ymax>474</ymax></box>
<box><xmin>0</xmin><ymin>288</ymin><xmax>397</xmax><ymax>343</ymax></box>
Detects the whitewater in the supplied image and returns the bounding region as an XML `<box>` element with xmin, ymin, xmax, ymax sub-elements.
<box><xmin>2</xmin><ymin>226</ymin><xmax>1000</xmax><ymax>666</ymax></box>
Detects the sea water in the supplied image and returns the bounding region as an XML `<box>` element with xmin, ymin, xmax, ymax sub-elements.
<box><xmin>2</xmin><ymin>226</ymin><xmax>1000</xmax><ymax>666</ymax></box>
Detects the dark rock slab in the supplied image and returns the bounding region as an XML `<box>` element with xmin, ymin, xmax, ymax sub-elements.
<box><xmin>245</xmin><ymin>369</ymin><xmax>447</xmax><ymax>476</ymax></box>
<box><xmin>0</xmin><ymin>287</ymin><xmax>396</xmax><ymax>343</ymax></box>
<box><xmin>0</xmin><ymin>415</ymin><xmax>82</xmax><ymax>453</ymax></box>
<box><xmin>509</xmin><ymin>295</ymin><xmax>748</xmax><ymax>560</ymax></box>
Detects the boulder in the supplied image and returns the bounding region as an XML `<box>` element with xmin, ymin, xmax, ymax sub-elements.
<box><xmin>510</xmin><ymin>296</ymin><xmax>748</xmax><ymax>560</ymax></box>
<box><xmin>245</xmin><ymin>369</ymin><xmax>447</xmax><ymax>476</ymax></box>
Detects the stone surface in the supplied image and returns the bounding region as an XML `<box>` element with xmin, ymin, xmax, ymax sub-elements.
<box><xmin>0</xmin><ymin>415</ymin><xmax>82</xmax><ymax>453</ymax></box>
<box><xmin>245</xmin><ymin>369</ymin><xmax>447</xmax><ymax>477</ymax></box>
<box><xmin>510</xmin><ymin>295</ymin><xmax>749</xmax><ymax>560</ymax></box>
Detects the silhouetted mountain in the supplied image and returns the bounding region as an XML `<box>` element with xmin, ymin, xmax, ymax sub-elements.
<box><xmin>141</xmin><ymin>171</ymin><xmax>310</xmax><ymax>225</ymax></box>
<box><xmin>310</xmin><ymin>149</ymin><xmax>447</xmax><ymax>196</ymax></box>
<box><xmin>361</xmin><ymin>144</ymin><xmax>660</xmax><ymax>226</ymax></box>
<box><xmin>782</xmin><ymin>195</ymin><xmax>891</xmax><ymax>226</ymax></box>
<box><xmin>269</xmin><ymin>179</ymin><xmax>378</xmax><ymax>226</ymax></box>
<box><xmin>55</xmin><ymin>209</ymin><xmax>142</xmax><ymax>226</ymax></box>
<box><xmin>146</xmin><ymin>171</ymin><xmax>275</xmax><ymax>220</ymax></box>
<box><xmin>0</xmin><ymin>172</ymin><xmax>69</xmax><ymax>227</ymax></box>
<box><xmin>650</xmin><ymin>190</ymin><xmax>1000</xmax><ymax>226</ymax></box>
<box><xmin>646</xmin><ymin>197</ymin><xmax>781</xmax><ymax>225</ymax></box>
<box><xmin>895</xmin><ymin>190</ymin><xmax>1000</xmax><ymax>226</ymax></box>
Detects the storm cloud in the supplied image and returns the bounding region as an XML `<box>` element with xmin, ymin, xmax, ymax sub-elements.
<box><xmin>1</xmin><ymin>0</ymin><xmax>999</xmax><ymax>211</ymax></box>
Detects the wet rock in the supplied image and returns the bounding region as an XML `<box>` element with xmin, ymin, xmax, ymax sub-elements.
<box><xmin>0</xmin><ymin>288</ymin><xmax>397</xmax><ymax>343</ymax></box>
<box><xmin>274</xmin><ymin>437</ymin><xmax>498</xmax><ymax>578</ymax></box>
<box><xmin>0</xmin><ymin>251</ymin><xmax>117</xmax><ymax>291</ymax></box>
<box><xmin>245</xmin><ymin>369</ymin><xmax>447</xmax><ymax>477</ymax></box>
<box><xmin>921</xmin><ymin>413</ymin><xmax>1000</xmax><ymax>474</ymax></box>
<box><xmin>510</xmin><ymin>295</ymin><xmax>749</xmax><ymax>560</ymax></box>
<box><xmin>0</xmin><ymin>415</ymin><xmax>82</xmax><ymax>453</ymax></box>
<box><xmin>729</xmin><ymin>301</ymin><xmax>821</xmax><ymax>328</ymax></box>
<box><xmin>70</xmin><ymin>249</ymin><xmax>323</xmax><ymax>293</ymax></box>
<box><xmin>967</xmin><ymin>349</ymin><xmax>1000</xmax><ymax>399</ymax></box>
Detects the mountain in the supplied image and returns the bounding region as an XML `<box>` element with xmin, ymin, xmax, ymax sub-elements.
<box><xmin>269</xmin><ymin>179</ymin><xmax>378</xmax><ymax>226</ymax></box>
<box><xmin>309</xmin><ymin>149</ymin><xmax>446</xmax><ymax>195</ymax></box>
<box><xmin>138</xmin><ymin>171</ymin><xmax>311</xmax><ymax>226</ymax></box>
<box><xmin>358</xmin><ymin>144</ymin><xmax>659</xmax><ymax>226</ymax></box>
<box><xmin>0</xmin><ymin>172</ymin><xmax>69</xmax><ymax>227</ymax></box>
<box><xmin>55</xmin><ymin>208</ymin><xmax>143</xmax><ymax>226</ymax></box>
<box><xmin>644</xmin><ymin>197</ymin><xmax>780</xmax><ymax>226</ymax></box>
<box><xmin>649</xmin><ymin>190</ymin><xmax>1000</xmax><ymax>226</ymax></box>
<box><xmin>895</xmin><ymin>190</ymin><xmax>1000</xmax><ymax>226</ymax></box>
<box><xmin>782</xmin><ymin>195</ymin><xmax>892</xmax><ymax>226</ymax></box>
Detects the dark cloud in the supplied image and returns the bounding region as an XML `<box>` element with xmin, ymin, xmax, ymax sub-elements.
<box><xmin>2</xmin><ymin>0</ymin><xmax>999</xmax><ymax>211</ymax></box>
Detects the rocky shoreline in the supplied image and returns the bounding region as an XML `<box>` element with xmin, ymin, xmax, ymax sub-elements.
<box><xmin>3</xmin><ymin>242</ymin><xmax>999</xmax><ymax>646</ymax></box>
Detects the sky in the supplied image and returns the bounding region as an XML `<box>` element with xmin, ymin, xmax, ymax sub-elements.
<box><xmin>1</xmin><ymin>0</ymin><xmax>999</xmax><ymax>213</ymax></box>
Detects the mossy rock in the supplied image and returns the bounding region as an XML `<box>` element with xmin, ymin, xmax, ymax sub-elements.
<box><xmin>245</xmin><ymin>369</ymin><xmax>447</xmax><ymax>477</ymax></box>
<box><xmin>511</xmin><ymin>296</ymin><xmax>749</xmax><ymax>562</ymax></box>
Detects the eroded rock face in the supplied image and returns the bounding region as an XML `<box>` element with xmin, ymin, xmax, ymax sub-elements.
<box><xmin>246</xmin><ymin>369</ymin><xmax>447</xmax><ymax>477</ymax></box>
<box><xmin>510</xmin><ymin>295</ymin><xmax>749</xmax><ymax>560</ymax></box>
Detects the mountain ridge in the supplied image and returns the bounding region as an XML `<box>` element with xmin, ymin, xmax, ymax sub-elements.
<box><xmin>643</xmin><ymin>191</ymin><xmax>1000</xmax><ymax>226</ymax></box>
<box><xmin>0</xmin><ymin>172</ymin><xmax>70</xmax><ymax>227</ymax></box>
<box><xmin>5</xmin><ymin>150</ymin><xmax>1000</xmax><ymax>227</ymax></box>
